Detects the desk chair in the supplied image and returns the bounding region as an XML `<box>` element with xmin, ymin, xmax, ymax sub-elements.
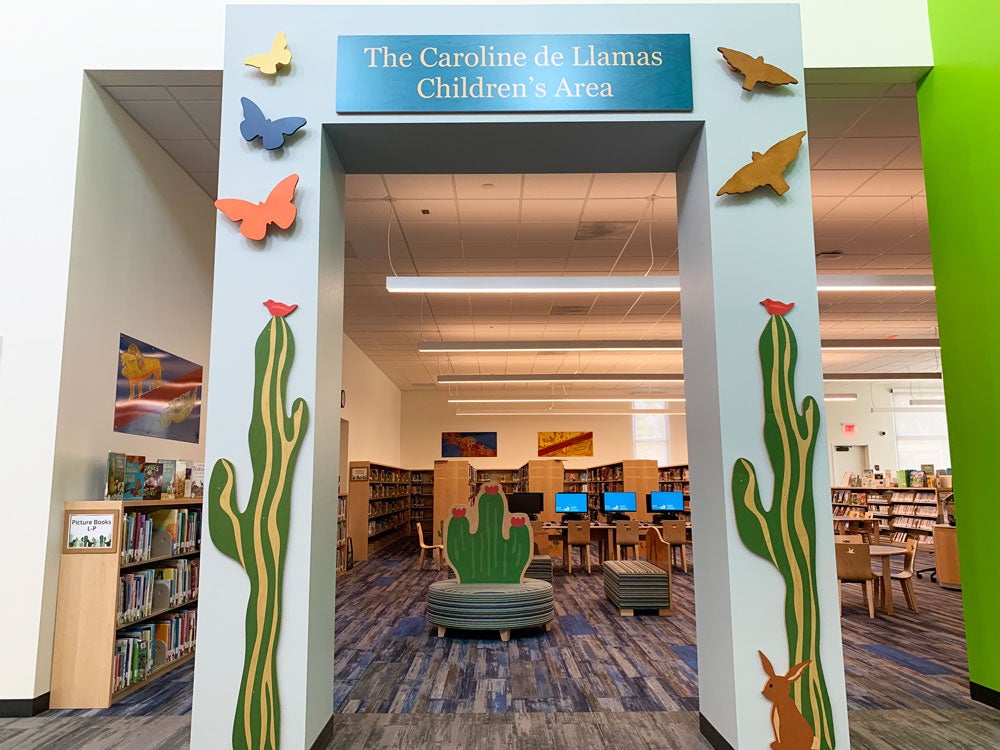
<box><xmin>834</xmin><ymin>540</ymin><xmax>876</xmax><ymax>618</ymax></box>
<box><xmin>891</xmin><ymin>538</ymin><xmax>920</xmax><ymax>613</ymax></box>
<box><xmin>416</xmin><ymin>522</ymin><xmax>444</xmax><ymax>571</ymax></box>
<box><xmin>566</xmin><ymin>520</ymin><xmax>592</xmax><ymax>574</ymax></box>
<box><xmin>661</xmin><ymin>520</ymin><xmax>688</xmax><ymax>573</ymax></box>
<box><xmin>616</xmin><ymin>520</ymin><xmax>641</xmax><ymax>561</ymax></box>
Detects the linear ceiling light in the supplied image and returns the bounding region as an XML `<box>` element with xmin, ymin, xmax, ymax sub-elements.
<box><xmin>387</xmin><ymin>276</ymin><xmax>681</xmax><ymax>294</ymax></box>
<box><xmin>448</xmin><ymin>397</ymin><xmax>686</xmax><ymax>404</ymax></box>
<box><xmin>815</xmin><ymin>275</ymin><xmax>935</xmax><ymax>292</ymax></box>
<box><xmin>421</xmin><ymin>340</ymin><xmax>683</xmax><ymax>353</ymax></box>
<box><xmin>821</xmin><ymin>339</ymin><xmax>940</xmax><ymax>351</ymax></box>
<box><xmin>823</xmin><ymin>394</ymin><xmax>858</xmax><ymax>402</ymax></box>
<box><xmin>389</xmin><ymin>274</ymin><xmax>934</xmax><ymax>295</ymax></box>
<box><xmin>823</xmin><ymin>373</ymin><xmax>942</xmax><ymax>381</ymax></box>
<box><xmin>909</xmin><ymin>398</ymin><xmax>946</xmax><ymax>406</ymax></box>
<box><xmin>438</xmin><ymin>374</ymin><xmax>684</xmax><ymax>384</ymax></box>
<box><xmin>455</xmin><ymin>411</ymin><xmax>687</xmax><ymax>416</ymax></box>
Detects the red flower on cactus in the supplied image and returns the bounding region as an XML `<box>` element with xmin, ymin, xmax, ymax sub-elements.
<box><xmin>452</xmin><ymin>507</ymin><xmax>467</xmax><ymax>518</ymax></box>
<box><xmin>510</xmin><ymin>517</ymin><xmax>526</xmax><ymax>527</ymax></box>
<box><xmin>484</xmin><ymin>484</ymin><xmax>500</xmax><ymax>494</ymax></box>
<box><xmin>264</xmin><ymin>299</ymin><xmax>298</xmax><ymax>317</ymax></box>
<box><xmin>761</xmin><ymin>298</ymin><xmax>794</xmax><ymax>316</ymax></box>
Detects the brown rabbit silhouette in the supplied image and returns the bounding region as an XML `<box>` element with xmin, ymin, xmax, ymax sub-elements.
<box><xmin>759</xmin><ymin>651</ymin><xmax>817</xmax><ymax>750</ymax></box>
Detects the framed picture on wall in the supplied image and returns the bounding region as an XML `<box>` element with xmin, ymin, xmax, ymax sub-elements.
<box><xmin>442</xmin><ymin>432</ymin><xmax>498</xmax><ymax>457</ymax></box>
<box><xmin>538</xmin><ymin>431</ymin><xmax>594</xmax><ymax>457</ymax></box>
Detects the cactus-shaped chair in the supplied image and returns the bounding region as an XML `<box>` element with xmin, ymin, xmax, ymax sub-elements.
<box><xmin>427</xmin><ymin>485</ymin><xmax>555</xmax><ymax>642</ymax></box>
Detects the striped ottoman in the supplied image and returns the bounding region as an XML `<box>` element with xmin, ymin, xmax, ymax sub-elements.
<box><xmin>426</xmin><ymin>579</ymin><xmax>555</xmax><ymax>642</ymax></box>
<box><xmin>603</xmin><ymin>560</ymin><xmax>672</xmax><ymax>616</ymax></box>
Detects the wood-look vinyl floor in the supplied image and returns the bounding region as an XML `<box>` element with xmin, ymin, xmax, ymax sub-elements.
<box><xmin>17</xmin><ymin>539</ymin><xmax>1000</xmax><ymax>749</ymax></box>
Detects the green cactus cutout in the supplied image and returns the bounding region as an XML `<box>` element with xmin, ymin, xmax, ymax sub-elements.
<box><xmin>731</xmin><ymin>300</ymin><xmax>836</xmax><ymax>750</ymax></box>
<box><xmin>208</xmin><ymin>304</ymin><xmax>309</xmax><ymax>750</ymax></box>
<box><xmin>444</xmin><ymin>485</ymin><xmax>532</xmax><ymax>583</ymax></box>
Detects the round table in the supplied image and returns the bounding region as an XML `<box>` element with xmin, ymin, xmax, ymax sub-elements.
<box><xmin>868</xmin><ymin>545</ymin><xmax>907</xmax><ymax>615</ymax></box>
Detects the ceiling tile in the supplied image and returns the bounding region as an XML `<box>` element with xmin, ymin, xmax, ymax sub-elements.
<box><xmin>808</xmin><ymin>138</ymin><xmax>840</xmax><ymax>166</ymax></box>
<box><xmin>158</xmin><ymin>139</ymin><xmax>220</xmax><ymax>174</ymax></box>
<box><xmin>395</xmin><ymin>198</ymin><xmax>458</xmax><ymax>222</ymax></box>
<box><xmin>581</xmin><ymin>198</ymin><xmax>650</xmax><ymax>221</ymax></box>
<box><xmin>460</xmin><ymin>242</ymin><xmax>517</xmax><ymax>257</ymax></box>
<box><xmin>823</xmin><ymin>196</ymin><xmax>908</xmax><ymax>222</ymax></box>
<box><xmin>120</xmin><ymin>100</ymin><xmax>204</xmax><ymax>139</ymax></box>
<box><xmin>806</xmin><ymin>98</ymin><xmax>875</xmax><ymax>138</ymax></box>
<box><xmin>454</xmin><ymin>174</ymin><xmax>522</xmax><ymax>199</ymax></box>
<box><xmin>384</xmin><ymin>174</ymin><xmax>455</xmax><ymax>199</ymax></box>
<box><xmin>805</xmin><ymin>83</ymin><xmax>892</xmax><ymax>98</ymax></box>
<box><xmin>178</xmin><ymin>100</ymin><xmax>222</xmax><ymax>137</ymax></box>
<box><xmin>885</xmin><ymin>142</ymin><xmax>924</xmax><ymax>169</ymax></box>
<box><xmin>846</xmin><ymin>98</ymin><xmax>920</xmax><ymax>138</ymax></box>
<box><xmin>458</xmin><ymin>199</ymin><xmax>520</xmax><ymax>222</ymax></box>
<box><xmin>403</xmin><ymin>222</ymin><xmax>462</xmax><ymax>242</ymax></box>
<box><xmin>812</xmin><ymin>197</ymin><xmax>844</xmax><ymax>219</ymax></box>
<box><xmin>461</xmin><ymin>222</ymin><xmax>518</xmax><ymax>242</ymax></box>
<box><xmin>105</xmin><ymin>85</ymin><xmax>172</xmax><ymax>101</ymax></box>
<box><xmin>522</xmin><ymin>173</ymin><xmax>593</xmax><ymax>198</ymax></box>
<box><xmin>345</xmin><ymin>200</ymin><xmax>391</xmax><ymax>222</ymax></box>
<box><xmin>519</xmin><ymin>199</ymin><xmax>585</xmax><ymax>222</ymax></box>
<box><xmin>851</xmin><ymin>169</ymin><xmax>926</xmax><ymax>197</ymax></box>
<box><xmin>809</xmin><ymin>170</ymin><xmax>877</xmax><ymax>197</ymax></box>
<box><xmin>188</xmin><ymin>171</ymin><xmax>218</xmax><ymax>197</ymax></box>
<box><xmin>408</xmin><ymin>241</ymin><xmax>465</xmax><ymax>258</ymax></box>
<box><xmin>813</xmin><ymin>138</ymin><xmax>916</xmax><ymax>169</ymax></box>
<box><xmin>346</xmin><ymin>174</ymin><xmax>388</xmax><ymax>199</ymax></box>
<box><xmin>516</xmin><ymin>223</ymin><xmax>580</xmax><ymax>241</ymax></box>
<box><xmin>589</xmin><ymin>173</ymin><xmax>665</xmax><ymax>198</ymax></box>
<box><xmin>167</xmin><ymin>86</ymin><xmax>223</xmax><ymax>101</ymax></box>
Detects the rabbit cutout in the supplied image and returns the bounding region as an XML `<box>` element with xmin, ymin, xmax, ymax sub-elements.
<box><xmin>759</xmin><ymin>651</ymin><xmax>817</xmax><ymax>750</ymax></box>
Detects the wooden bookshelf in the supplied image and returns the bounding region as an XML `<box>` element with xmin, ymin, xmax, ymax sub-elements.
<box><xmin>658</xmin><ymin>464</ymin><xmax>691</xmax><ymax>515</ymax></box>
<box><xmin>409</xmin><ymin>470</ymin><xmax>434</xmax><ymax>539</ymax></box>
<box><xmin>433</xmin><ymin>459</ymin><xmax>475</xmax><ymax>534</ymax></box>
<box><xmin>347</xmin><ymin>461</ymin><xmax>412</xmax><ymax>562</ymax></box>
<box><xmin>50</xmin><ymin>499</ymin><xmax>200</xmax><ymax>708</ymax></box>
<box><xmin>336</xmin><ymin>494</ymin><xmax>348</xmax><ymax>575</ymax></box>
<box><xmin>578</xmin><ymin>459</ymin><xmax>659</xmax><ymax>523</ymax></box>
<box><xmin>830</xmin><ymin>486</ymin><xmax>942</xmax><ymax>548</ymax></box>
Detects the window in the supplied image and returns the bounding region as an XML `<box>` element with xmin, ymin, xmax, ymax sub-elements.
<box><xmin>633</xmin><ymin>401</ymin><xmax>669</xmax><ymax>464</ymax></box>
<box><xmin>891</xmin><ymin>391</ymin><xmax>951</xmax><ymax>470</ymax></box>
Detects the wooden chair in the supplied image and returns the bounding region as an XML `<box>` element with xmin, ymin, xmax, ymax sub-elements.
<box><xmin>891</xmin><ymin>538</ymin><xmax>920</xmax><ymax>613</ymax></box>
<box><xmin>566</xmin><ymin>520</ymin><xmax>592</xmax><ymax>574</ymax></box>
<box><xmin>531</xmin><ymin>520</ymin><xmax>547</xmax><ymax>556</ymax></box>
<box><xmin>416</xmin><ymin>522</ymin><xmax>443</xmax><ymax>571</ymax></box>
<box><xmin>834</xmin><ymin>540</ymin><xmax>876</xmax><ymax>618</ymax></box>
<box><xmin>616</xmin><ymin>520</ymin><xmax>641</xmax><ymax>561</ymax></box>
<box><xmin>833</xmin><ymin>534</ymin><xmax>863</xmax><ymax>544</ymax></box>
<box><xmin>660</xmin><ymin>520</ymin><xmax>688</xmax><ymax>573</ymax></box>
<box><xmin>859</xmin><ymin>516</ymin><xmax>880</xmax><ymax>545</ymax></box>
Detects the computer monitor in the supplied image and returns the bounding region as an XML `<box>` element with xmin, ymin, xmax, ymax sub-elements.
<box><xmin>555</xmin><ymin>492</ymin><xmax>588</xmax><ymax>517</ymax></box>
<box><xmin>647</xmin><ymin>490</ymin><xmax>685</xmax><ymax>521</ymax></box>
<box><xmin>507</xmin><ymin>492</ymin><xmax>544</xmax><ymax>518</ymax></box>
<box><xmin>601</xmin><ymin>491</ymin><xmax>637</xmax><ymax>520</ymax></box>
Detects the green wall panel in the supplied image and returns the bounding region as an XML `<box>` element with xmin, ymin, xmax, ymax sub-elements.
<box><xmin>918</xmin><ymin>0</ymin><xmax>1000</xmax><ymax>699</ymax></box>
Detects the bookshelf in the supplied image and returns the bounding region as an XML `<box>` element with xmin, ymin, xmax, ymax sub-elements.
<box><xmin>658</xmin><ymin>464</ymin><xmax>692</xmax><ymax>515</ymax></box>
<box><xmin>347</xmin><ymin>461</ymin><xmax>412</xmax><ymax>562</ymax></box>
<box><xmin>336</xmin><ymin>493</ymin><xmax>348</xmax><ymax>575</ymax></box>
<box><xmin>829</xmin><ymin>486</ymin><xmax>942</xmax><ymax>548</ymax></box>
<box><xmin>473</xmin><ymin>467</ymin><xmax>520</xmax><ymax>494</ymax></box>
<box><xmin>580</xmin><ymin>459</ymin><xmax>659</xmax><ymax>523</ymax></box>
<box><xmin>409</xmin><ymin>469</ymin><xmax>434</xmax><ymax>539</ymax></box>
<box><xmin>50</xmin><ymin>498</ymin><xmax>201</xmax><ymax>709</ymax></box>
<box><xmin>433</xmin><ymin>459</ymin><xmax>475</xmax><ymax>533</ymax></box>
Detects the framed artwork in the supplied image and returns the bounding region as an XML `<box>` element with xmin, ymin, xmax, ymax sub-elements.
<box><xmin>114</xmin><ymin>334</ymin><xmax>203</xmax><ymax>443</ymax></box>
<box><xmin>442</xmin><ymin>432</ymin><xmax>498</xmax><ymax>457</ymax></box>
<box><xmin>538</xmin><ymin>431</ymin><xmax>594</xmax><ymax>457</ymax></box>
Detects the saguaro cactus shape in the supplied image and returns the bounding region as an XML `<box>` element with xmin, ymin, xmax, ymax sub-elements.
<box><xmin>444</xmin><ymin>485</ymin><xmax>532</xmax><ymax>583</ymax></box>
<box><xmin>208</xmin><ymin>301</ymin><xmax>309</xmax><ymax>750</ymax></box>
<box><xmin>731</xmin><ymin>299</ymin><xmax>836</xmax><ymax>750</ymax></box>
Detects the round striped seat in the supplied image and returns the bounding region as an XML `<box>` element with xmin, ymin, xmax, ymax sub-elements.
<box><xmin>427</xmin><ymin>580</ymin><xmax>554</xmax><ymax>636</ymax></box>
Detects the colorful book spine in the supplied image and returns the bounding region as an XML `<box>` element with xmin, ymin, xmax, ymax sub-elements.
<box><xmin>124</xmin><ymin>455</ymin><xmax>146</xmax><ymax>500</ymax></box>
<box><xmin>142</xmin><ymin>462</ymin><xmax>164</xmax><ymax>500</ymax></box>
<box><xmin>106</xmin><ymin>452</ymin><xmax>126</xmax><ymax>500</ymax></box>
<box><xmin>190</xmin><ymin>463</ymin><xmax>205</xmax><ymax>499</ymax></box>
<box><xmin>159</xmin><ymin>459</ymin><xmax>176</xmax><ymax>499</ymax></box>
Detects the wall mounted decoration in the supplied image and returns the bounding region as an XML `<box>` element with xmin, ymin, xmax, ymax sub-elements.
<box><xmin>239</xmin><ymin>97</ymin><xmax>307</xmax><ymax>150</ymax></box>
<box><xmin>442</xmin><ymin>431</ymin><xmax>498</xmax><ymax>457</ymax></box>
<box><xmin>731</xmin><ymin>300</ymin><xmax>835</xmax><ymax>750</ymax></box>
<box><xmin>716</xmin><ymin>131</ymin><xmax>806</xmax><ymax>197</ymax></box>
<box><xmin>717</xmin><ymin>47</ymin><xmax>798</xmax><ymax>91</ymax></box>
<box><xmin>243</xmin><ymin>31</ymin><xmax>292</xmax><ymax>75</ymax></box>
<box><xmin>114</xmin><ymin>334</ymin><xmax>202</xmax><ymax>443</ymax></box>
<box><xmin>758</xmin><ymin>652</ymin><xmax>817</xmax><ymax>750</ymax></box>
<box><xmin>215</xmin><ymin>174</ymin><xmax>299</xmax><ymax>241</ymax></box>
<box><xmin>537</xmin><ymin>430</ymin><xmax>594</xmax><ymax>457</ymax></box>
<box><xmin>444</xmin><ymin>484</ymin><xmax>532</xmax><ymax>583</ymax></box>
<box><xmin>208</xmin><ymin>301</ymin><xmax>309</xmax><ymax>750</ymax></box>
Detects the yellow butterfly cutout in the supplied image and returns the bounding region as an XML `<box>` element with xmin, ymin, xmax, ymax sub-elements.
<box><xmin>244</xmin><ymin>32</ymin><xmax>292</xmax><ymax>75</ymax></box>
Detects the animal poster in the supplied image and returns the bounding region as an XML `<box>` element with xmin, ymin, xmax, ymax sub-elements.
<box><xmin>538</xmin><ymin>431</ymin><xmax>594</xmax><ymax>457</ymax></box>
<box><xmin>442</xmin><ymin>432</ymin><xmax>498</xmax><ymax>457</ymax></box>
<box><xmin>114</xmin><ymin>334</ymin><xmax>202</xmax><ymax>443</ymax></box>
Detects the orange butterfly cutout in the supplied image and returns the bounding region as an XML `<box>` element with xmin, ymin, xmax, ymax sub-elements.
<box><xmin>215</xmin><ymin>174</ymin><xmax>299</xmax><ymax>240</ymax></box>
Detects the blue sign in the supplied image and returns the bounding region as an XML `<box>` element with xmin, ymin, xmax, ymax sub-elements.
<box><xmin>336</xmin><ymin>34</ymin><xmax>692</xmax><ymax>113</ymax></box>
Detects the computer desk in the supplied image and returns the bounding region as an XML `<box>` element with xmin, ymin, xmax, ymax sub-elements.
<box><xmin>535</xmin><ymin>521</ymin><xmax>691</xmax><ymax>565</ymax></box>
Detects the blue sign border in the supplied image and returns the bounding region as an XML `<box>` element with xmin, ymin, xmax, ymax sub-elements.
<box><xmin>337</xmin><ymin>34</ymin><xmax>692</xmax><ymax>113</ymax></box>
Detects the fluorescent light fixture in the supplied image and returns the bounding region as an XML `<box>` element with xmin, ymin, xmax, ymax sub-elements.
<box><xmin>456</xmin><ymin>411</ymin><xmax>687</xmax><ymax>416</ymax></box>
<box><xmin>438</xmin><ymin>373</ymin><xmax>684</xmax><ymax>384</ymax></box>
<box><xmin>871</xmin><ymin>406</ymin><xmax>945</xmax><ymax>413</ymax></box>
<box><xmin>909</xmin><ymin>398</ymin><xmax>945</xmax><ymax>406</ymax></box>
<box><xmin>420</xmin><ymin>339</ymin><xmax>683</xmax><ymax>353</ymax></box>
<box><xmin>815</xmin><ymin>275</ymin><xmax>935</xmax><ymax>292</ymax></box>
<box><xmin>387</xmin><ymin>276</ymin><xmax>681</xmax><ymax>294</ymax></box>
<box><xmin>823</xmin><ymin>394</ymin><xmax>858</xmax><ymax>402</ymax></box>
<box><xmin>448</xmin><ymin>397</ymin><xmax>686</xmax><ymax>404</ymax></box>
<box><xmin>821</xmin><ymin>339</ymin><xmax>940</xmax><ymax>351</ymax></box>
<box><xmin>823</xmin><ymin>373</ymin><xmax>942</xmax><ymax>382</ymax></box>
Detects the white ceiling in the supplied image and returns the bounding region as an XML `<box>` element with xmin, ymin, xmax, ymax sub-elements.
<box><xmin>94</xmin><ymin>72</ymin><xmax>940</xmax><ymax>395</ymax></box>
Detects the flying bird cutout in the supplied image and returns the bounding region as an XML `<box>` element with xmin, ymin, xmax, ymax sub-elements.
<box><xmin>718</xmin><ymin>47</ymin><xmax>798</xmax><ymax>92</ymax></box>
<box><xmin>244</xmin><ymin>32</ymin><xmax>292</xmax><ymax>75</ymax></box>
<box><xmin>717</xmin><ymin>131</ymin><xmax>807</xmax><ymax>197</ymax></box>
<box><xmin>239</xmin><ymin>97</ymin><xmax>307</xmax><ymax>150</ymax></box>
<box><xmin>215</xmin><ymin>174</ymin><xmax>299</xmax><ymax>240</ymax></box>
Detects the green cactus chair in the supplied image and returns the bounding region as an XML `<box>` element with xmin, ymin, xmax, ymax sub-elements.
<box><xmin>427</xmin><ymin>484</ymin><xmax>555</xmax><ymax>642</ymax></box>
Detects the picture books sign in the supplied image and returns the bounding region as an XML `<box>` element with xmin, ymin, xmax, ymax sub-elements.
<box><xmin>65</xmin><ymin>512</ymin><xmax>116</xmax><ymax>552</ymax></box>
<box><xmin>114</xmin><ymin>334</ymin><xmax>202</xmax><ymax>443</ymax></box>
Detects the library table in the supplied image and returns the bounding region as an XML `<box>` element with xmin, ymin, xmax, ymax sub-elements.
<box><xmin>869</xmin><ymin>545</ymin><xmax>907</xmax><ymax>615</ymax></box>
<box><xmin>537</xmin><ymin>523</ymin><xmax>691</xmax><ymax>565</ymax></box>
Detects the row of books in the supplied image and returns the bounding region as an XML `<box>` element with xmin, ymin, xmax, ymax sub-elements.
<box><xmin>112</xmin><ymin>609</ymin><xmax>197</xmax><ymax>692</ymax></box>
<box><xmin>368</xmin><ymin>498</ymin><xmax>408</xmax><ymax>519</ymax></box>
<box><xmin>892</xmin><ymin>517</ymin><xmax>936</xmax><ymax>531</ymax></box>
<box><xmin>659</xmin><ymin>467</ymin><xmax>690</xmax><ymax>482</ymax></box>
<box><xmin>368</xmin><ymin>485</ymin><xmax>410</xmax><ymax>499</ymax></box>
<box><xmin>107</xmin><ymin>452</ymin><xmax>205</xmax><ymax>501</ymax></box>
<box><xmin>889</xmin><ymin>491</ymin><xmax>936</xmax><ymax>505</ymax></box>
<box><xmin>890</xmin><ymin>531</ymin><xmax>934</xmax><ymax>545</ymax></box>
<box><xmin>368</xmin><ymin>512</ymin><xmax>407</xmax><ymax>537</ymax></box>
<box><xmin>890</xmin><ymin>504</ymin><xmax>938</xmax><ymax>519</ymax></box>
<box><xmin>117</xmin><ymin>559</ymin><xmax>200</xmax><ymax>626</ymax></box>
<box><xmin>121</xmin><ymin>508</ymin><xmax>201</xmax><ymax>563</ymax></box>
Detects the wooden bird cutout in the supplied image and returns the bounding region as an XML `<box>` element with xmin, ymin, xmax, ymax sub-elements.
<box><xmin>244</xmin><ymin>32</ymin><xmax>292</xmax><ymax>75</ymax></box>
<box><xmin>717</xmin><ymin>131</ymin><xmax>806</xmax><ymax>197</ymax></box>
<box><xmin>718</xmin><ymin>47</ymin><xmax>798</xmax><ymax>92</ymax></box>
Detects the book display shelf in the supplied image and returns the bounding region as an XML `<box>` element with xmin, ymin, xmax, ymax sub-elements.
<box><xmin>336</xmin><ymin>494</ymin><xmax>348</xmax><ymax>575</ymax></box>
<box><xmin>348</xmin><ymin>461</ymin><xmax>412</xmax><ymax>562</ymax></box>
<box><xmin>410</xmin><ymin>470</ymin><xmax>434</xmax><ymax>539</ymax></box>
<box><xmin>50</xmin><ymin>498</ymin><xmax>201</xmax><ymax>709</ymax></box>
<box><xmin>658</xmin><ymin>464</ymin><xmax>691</xmax><ymax>515</ymax></box>
<box><xmin>568</xmin><ymin>459</ymin><xmax>659</xmax><ymax>523</ymax></box>
<box><xmin>830</xmin><ymin>486</ymin><xmax>943</xmax><ymax>548</ymax></box>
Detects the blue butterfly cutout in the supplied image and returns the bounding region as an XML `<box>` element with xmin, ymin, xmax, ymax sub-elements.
<box><xmin>239</xmin><ymin>97</ymin><xmax>307</xmax><ymax>150</ymax></box>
